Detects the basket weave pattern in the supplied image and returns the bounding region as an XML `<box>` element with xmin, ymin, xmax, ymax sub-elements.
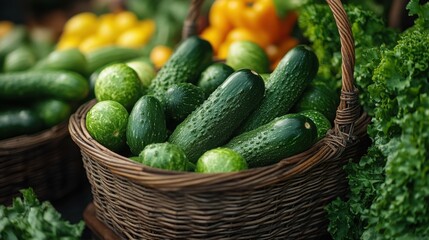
<box><xmin>69</xmin><ymin>0</ymin><xmax>370</xmax><ymax>238</ymax></box>
<box><xmin>0</xmin><ymin>122</ymin><xmax>84</xmax><ymax>205</ymax></box>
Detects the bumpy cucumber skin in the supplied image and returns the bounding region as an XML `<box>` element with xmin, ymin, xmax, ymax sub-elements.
<box><xmin>237</xmin><ymin>45</ymin><xmax>319</xmax><ymax>134</ymax></box>
<box><xmin>164</xmin><ymin>83</ymin><xmax>206</xmax><ymax>124</ymax></box>
<box><xmin>86</xmin><ymin>100</ymin><xmax>129</xmax><ymax>153</ymax></box>
<box><xmin>136</xmin><ymin>142</ymin><xmax>188</xmax><ymax>171</ymax></box>
<box><xmin>225</xmin><ymin>114</ymin><xmax>318</xmax><ymax>168</ymax></box>
<box><xmin>0</xmin><ymin>70</ymin><xmax>89</xmax><ymax>102</ymax></box>
<box><xmin>0</xmin><ymin>107</ymin><xmax>43</xmax><ymax>140</ymax></box>
<box><xmin>94</xmin><ymin>63</ymin><xmax>142</xmax><ymax>111</ymax></box>
<box><xmin>147</xmin><ymin>36</ymin><xmax>213</xmax><ymax>103</ymax></box>
<box><xmin>168</xmin><ymin>69</ymin><xmax>265</xmax><ymax>163</ymax></box>
<box><xmin>196</xmin><ymin>147</ymin><xmax>248</xmax><ymax>173</ymax></box>
<box><xmin>292</xmin><ymin>82</ymin><xmax>338</xmax><ymax>122</ymax></box>
<box><xmin>298</xmin><ymin>109</ymin><xmax>332</xmax><ymax>140</ymax></box>
<box><xmin>126</xmin><ymin>95</ymin><xmax>168</xmax><ymax>155</ymax></box>
<box><xmin>197</xmin><ymin>62</ymin><xmax>234</xmax><ymax>98</ymax></box>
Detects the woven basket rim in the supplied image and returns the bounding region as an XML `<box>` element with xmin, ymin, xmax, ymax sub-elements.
<box><xmin>68</xmin><ymin>0</ymin><xmax>370</xmax><ymax>192</ymax></box>
<box><xmin>69</xmin><ymin>100</ymin><xmax>368</xmax><ymax>192</ymax></box>
<box><xmin>0</xmin><ymin>121</ymin><xmax>69</xmax><ymax>151</ymax></box>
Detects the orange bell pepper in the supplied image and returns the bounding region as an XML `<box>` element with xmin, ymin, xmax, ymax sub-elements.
<box><xmin>225</xmin><ymin>0</ymin><xmax>282</xmax><ymax>43</ymax></box>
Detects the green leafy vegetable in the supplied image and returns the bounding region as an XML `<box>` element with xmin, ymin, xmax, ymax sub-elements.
<box><xmin>326</xmin><ymin>0</ymin><xmax>429</xmax><ymax>239</ymax></box>
<box><xmin>0</xmin><ymin>188</ymin><xmax>85</xmax><ymax>240</ymax></box>
<box><xmin>298</xmin><ymin>3</ymin><xmax>397</xmax><ymax>91</ymax></box>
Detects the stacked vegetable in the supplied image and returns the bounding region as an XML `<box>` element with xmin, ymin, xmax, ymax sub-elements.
<box><xmin>0</xmin><ymin>24</ymin><xmax>91</xmax><ymax>140</ymax></box>
<box><xmin>296</xmin><ymin>0</ymin><xmax>429</xmax><ymax>238</ymax></box>
<box><xmin>84</xmin><ymin>25</ymin><xmax>338</xmax><ymax>174</ymax></box>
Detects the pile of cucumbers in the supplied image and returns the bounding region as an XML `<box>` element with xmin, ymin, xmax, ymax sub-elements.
<box><xmin>85</xmin><ymin>36</ymin><xmax>340</xmax><ymax>173</ymax></box>
<box><xmin>0</xmin><ymin>25</ymin><xmax>152</xmax><ymax>140</ymax></box>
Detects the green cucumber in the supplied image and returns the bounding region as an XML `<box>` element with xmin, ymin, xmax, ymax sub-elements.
<box><xmin>3</xmin><ymin>45</ymin><xmax>37</xmax><ymax>72</ymax></box>
<box><xmin>126</xmin><ymin>60</ymin><xmax>156</xmax><ymax>95</ymax></box>
<box><xmin>86</xmin><ymin>100</ymin><xmax>129</xmax><ymax>153</ymax></box>
<box><xmin>226</xmin><ymin>40</ymin><xmax>270</xmax><ymax>74</ymax></box>
<box><xmin>298</xmin><ymin>109</ymin><xmax>331</xmax><ymax>140</ymax></box>
<box><xmin>133</xmin><ymin>142</ymin><xmax>188</xmax><ymax>171</ymax></box>
<box><xmin>225</xmin><ymin>114</ymin><xmax>318</xmax><ymax>168</ymax></box>
<box><xmin>94</xmin><ymin>63</ymin><xmax>142</xmax><ymax>111</ymax></box>
<box><xmin>0</xmin><ymin>70</ymin><xmax>89</xmax><ymax>102</ymax></box>
<box><xmin>164</xmin><ymin>83</ymin><xmax>205</xmax><ymax>124</ymax></box>
<box><xmin>147</xmin><ymin>36</ymin><xmax>213</xmax><ymax>103</ymax></box>
<box><xmin>292</xmin><ymin>82</ymin><xmax>338</xmax><ymax>122</ymax></box>
<box><xmin>0</xmin><ymin>106</ymin><xmax>43</xmax><ymax>140</ymax></box>
<box><xmin>196</xmin><ymin>147</ymin><xmax>248</xmax><ymax>173</ymax></box>
<box><xmin>168</xmin><ymin>69</ymin><xmax>265</xmax><ymax>163</ymax></box>
<box><xmin>34</xmin><ymin>99</ymin><xmax>72</xmax><ymax>128</ymax></box>
<box><xmin>237</xmin><ymin>45</ymin><xmax>319</xmax><ymax>133</ymax></box>
<box><xmin>126</xmin><ymin>95</ymin><xmax>168</xmax><ymax>155</ymax></box>
<box><xmin>32</xmin><ymin>48</ymin><xmax>88</xmax><ymax>76</ymax></box>
<box><xmin>86</xmin><ymin>46</ymin><xmax>144</xmax><ymax>73</ymax></box>
<box><xmin>197</xmin><ymin>62</ymin><xmax>234</xmax><ymax>97</ymax></box>
<box><xmin>0</xmin><ymin>25</ymin><xmax>28</xmax><ymax>64</ymax></box>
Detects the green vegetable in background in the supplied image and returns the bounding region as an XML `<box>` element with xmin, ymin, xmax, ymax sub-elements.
<box><xmin>0</xmin><ymin>188</ymin><xmax>84</xmax><ymax>240</ymax></box>
<box><xmin>326</xmin><ymin>1</ymin><xmax>429</xmax><ymax>239</ymax></box>
<box><xmin>297</xmin><ymin>3</ymin><xmax>397</xmax><ymax>91</ymax></box>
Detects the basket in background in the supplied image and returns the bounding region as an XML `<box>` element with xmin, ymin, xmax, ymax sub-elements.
<box><xmin>0</xmin><ymin>121</ymin><xmax>84</xmax><ymax>205</ymax></box>
<box><xmin>69</xmin><ymin>0</ymin><xmax>371</xmax><ymax>238</ymax></box>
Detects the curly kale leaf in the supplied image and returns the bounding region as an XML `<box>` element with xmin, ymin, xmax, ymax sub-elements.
<box><xmin>0</xmin><ymin>189</ymin><xmax>85</xmax><ymax>240</ymax></box>
<box><xmin>327</xmin><ymin>0</ymin><xmax>429</xmax><ymax>239</ymax></box>
<box><xmin>298</xmin><ymin>3</ymin><xmax>397</xmax><ymax>91</ymax></box>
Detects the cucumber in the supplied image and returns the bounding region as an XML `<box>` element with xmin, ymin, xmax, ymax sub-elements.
<box><xmin>86</xmin><ymin>46</ymin><xmax>144</xmax><ymax>73</ymax></box>
<box><xmin>164</xmin><ymin>83</ymin><xmax>205</xmax><ymax>124</ymax></box>
<box><xmin>224</xmin><ymin>114</ymin><xmax>318</xmax><ymax>168</ymax></box>
<box><xmin>147</xmin><ymin>36</ymin><xmax>213</xmax><ymax>103</ymax></box>
<box><xmin>125</xmin><ymin>59</ymin><xmax>156</xmax><ymax>90</ymax></box>
<box><xmin>168</xmin><ymin>69</ymin><xmax>265</xmax><ymax>163</ymax></box>
<box><xmin>226</xmin><ymin>40</ymin><xmax>270</xmax><ymax>74</ymax></box>
<box><xmin>0</xmin><ymin>70</ymin><xmax>89</xmax><ymax>102</ymax></box>
<box><xmin>94</xmin><ymin>63</ymin><xmax>142</xmax><ymax>111</ymax></box>
<box><xmin>86</xmin><ymin>100</ymin><xmax>129</xmax><ymax>153</ymax></box>
<box><xmin>0</xmin><ymin>106</ymin><xmax>44</xmax><ymax>140</ymax></box>
<box><xmin>32</xmin><ymin>48</ymin><xmax>88</xmax><ymax>76</ymax></box>
<box><xmin>0</xmin><ymin>25</ymin><xmax>28</xmax><ymax>64</ymax></box>
<box><xmin>292</xmin><ymin>82</ymin><xmax>339</xmax><ymax>122</ymax></box>
<box><xmin>33</xmin><ymin>99</ymin><xmax>72</xmax><ymax>128</ymax></box>
<box><xmin>237</xmin><ymin>45</ymin><xmax>319</xmax><ymax>133</ymax></box>
<box><xmin>298</xmin><ymin>109</ymin><xmax>331</xmax><ymax>140</ymax></box>
<box><xmin>196</xmin><ymin>147</ymin><xmax>248</xmax><ymax>173</ymax></box>
<box><xmin>3</xmin><ymin>45</ymin><xmax>37</xmax><ymax>72</ymax></box>
<box><xmin>133</xmin><ymin>142</ymin><xmax>188</xmax><ymax>171</ymax></box>
<box><xmin>197</xmin><ymin>62</ymin><xmax>234</xmax><ymax>97</ymax></box>
<box><xmin>126</xmin><ymin>95</ymin><xmax>168</xmax><ymax>155</ymax></box>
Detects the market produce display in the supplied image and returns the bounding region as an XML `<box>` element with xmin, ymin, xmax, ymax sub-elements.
<box><xmin>4</xmin><ymin>0</ymin><xmax>427</xmax><ymax>238</ymax></box>
<box><xmin>82</xmin><ymin>30</ymin><xmax>326</xmax><ymax>173</ymax></box>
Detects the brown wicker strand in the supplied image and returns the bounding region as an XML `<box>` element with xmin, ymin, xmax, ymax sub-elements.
<box><xmin>182</xmin><ymin>0</ymin><xmax>204</xmax><ymax>39</ymax></box>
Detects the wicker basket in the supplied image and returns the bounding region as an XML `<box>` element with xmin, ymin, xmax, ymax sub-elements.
<box><xmin>69</xmin><ymin>0</ymin><xmax>371</xmax><ymax>239</ymax></box>
<box><xmin>0</xmin><ymin>122</ymin><xmax>84</xmax><ymax>205</ymax></box>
